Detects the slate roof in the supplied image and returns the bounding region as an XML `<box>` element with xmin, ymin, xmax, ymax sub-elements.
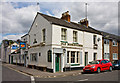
<box><xmin>38</xmin><ymin>12</ymin><xmax>101</xmax><ymax>35</ymax></box>
<box><xmin>101</xmin><ymin>31</ymin><xmax>120</xmax><ymax>41</ymax></box>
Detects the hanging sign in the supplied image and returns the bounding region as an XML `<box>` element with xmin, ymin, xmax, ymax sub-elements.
<box><xmin>20</xmin><ymin>42</ymin><xmax>26</xmax><ymax>49</ymax></box>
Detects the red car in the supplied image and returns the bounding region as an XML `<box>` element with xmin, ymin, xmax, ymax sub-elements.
<box><xmin>83</xmin><ymin>59</ymin><xmax>112</xmax><ymax>73</ymax></box>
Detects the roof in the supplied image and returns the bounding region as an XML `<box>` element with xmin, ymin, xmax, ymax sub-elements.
<box><xmin>101</xmin><ymin>31</ymin><xmax>120</xmax><ymax>41</ymax></box>
<box><xmin>21</xmin><ymin>34</ymin><xmax>28</xmax><ymax>38</ymax></box>
<box><xmin>38</xmin><ymin>12</ymin><xmax>101</xmax><ymax>35</ymax></box>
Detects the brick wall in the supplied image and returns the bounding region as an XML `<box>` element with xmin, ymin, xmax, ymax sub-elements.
<box><xmin>118</xmin><ymin>42</ymin><xmax>120</xmax><ymax>60</ymax></box>
<box><xmin>109</xmin><ymin>40</ymin><xmax>119</xmax><ymax>62</ymax></box>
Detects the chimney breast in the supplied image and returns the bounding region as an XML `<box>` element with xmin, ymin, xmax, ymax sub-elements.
<box><xmin>61</xmin><ymin>11</ymin><xmax>70</xmax><ymax>22</ymax></box>
<box><xmin>80</xmin><ymin>18</ymin><xmax>89</xmax><ymax>27</ymax></box>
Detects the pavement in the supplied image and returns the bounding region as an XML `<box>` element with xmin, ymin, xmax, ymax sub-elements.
<box><xmin>3</xmin><ymin>63</ymin><xmax>83</xmax><ymax>78</ymax></box>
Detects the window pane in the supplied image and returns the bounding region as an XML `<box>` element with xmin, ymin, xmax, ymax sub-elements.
<box><xmin>71</xmin><ymin>51</ymin><xmax>75</xmax><ymax>63</ymax></box>
<box><xmin>67</xmin><ymin>51</ymin><xmax>69</xmax><ymax>63</ymax></box>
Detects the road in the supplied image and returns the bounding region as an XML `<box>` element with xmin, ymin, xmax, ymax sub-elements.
<box><xmin>35</xmin><ymin>70</ymin><xmax>119</xmax><ymax>82</ymax></box>
<box><xmin>2</xmin><ymin>66</ymin><xmax>31</xmax><ymax>83</ymax></box>
<box><xmin>1</xmin><ymin>65</ymin><xmax>120</xmax><ymax>83</ymax></box>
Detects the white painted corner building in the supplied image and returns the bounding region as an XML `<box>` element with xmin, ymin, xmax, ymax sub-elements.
<box><xmin>21</xmin><ymin>11</ymin><xmax>102</xmax><ymax>73</ymax></box>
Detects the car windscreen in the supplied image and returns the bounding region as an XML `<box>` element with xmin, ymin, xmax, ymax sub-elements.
<box><xmin>112</xmin><ymin>60</ymin><xmax>118</xmax><ymax>64</ymax></box>
<box><xmin>89</xmin><ymin>61</ymin><xmax>100</xmax><ymax>64</ymax></box>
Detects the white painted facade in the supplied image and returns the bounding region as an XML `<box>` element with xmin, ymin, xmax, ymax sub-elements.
<box><xmin>23</xmin><ymin>13</ymin><xmax>102</xmax><ymax>73</ymax></box>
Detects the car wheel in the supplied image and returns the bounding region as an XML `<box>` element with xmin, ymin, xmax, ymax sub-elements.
<box><xmin>97</xmin><ymin>68</ymin><xmax>100</xmax><ymax>73</ymax></box>
<box><xmin>109</xmin><ymin>66</ymin><xmax>112</xmax><ymax>71</ymax></box>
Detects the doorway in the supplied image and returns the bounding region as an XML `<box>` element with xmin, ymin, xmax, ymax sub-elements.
<box><xmin>11</xmin><ymin>56</ymin><xmax>13</xmax><ymax>64</ymax></box>
<box><xmin>55</xmin><ymin>53</ymin><xmax>61</xmax><ymax>72</ymax></box>
<box><xmin>85</xmin><ymin>52</ymin><xmax>88</xmax><ymax>66</ymax></box>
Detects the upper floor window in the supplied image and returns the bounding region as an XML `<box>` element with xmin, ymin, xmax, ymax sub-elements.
<box><xmin>113</xmin><ymin>40</ymin><xmax>117</xmax><ymax>46</ymax></box>
<box><xmin>104</xmin><ymin>39</ymin><xmax>109</xmax><ymax>44</ymax></box>
<box><xmin>42</xmin><ymin>29</ymin><xmax>46</xmax><ymax>42</ymax></box>
<box><xmin>73</xmin><ymin>31</ymin><xmax>77</xmax><ymax>42</ymax></box>
<box><xmin>33</xmin><ymin>39</ymin><xmax>37</xmax><ymax>44</ymax></box>
<box><xmin>61</xmin><ymin>28</ymin><xmax>67</xmax><ymax>40</ymax></box>
<box><xmin>93</xmin><ymin>35</ymin><xmax>97</xmax><ymax>44</ymax></box>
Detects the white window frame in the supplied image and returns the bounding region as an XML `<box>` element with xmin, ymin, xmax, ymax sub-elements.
<box><xmin>112</xmin><ymin>40</ymin><xmax>117</xmax><ymax>46</ymax></box>
<box><xmin>61</xmin><ymin>28</ymin><xmax>67</xmax><ymax>41</ymax></box>
<box><xmin>30</xmin><ymin>53</ymin><xmax>38</xmax><ymax>62</ymax></box>
<box><xmin>104</xmin><ymin>39</ymin><xmax>109</xmax><ymax>44</ymax></box>
<box><xmin>104</xmin><ymin>53</ymin><xmax>110</xmax><ymax>60</ymax></box>
<box><xmin>73</xmin><ymin>31</ymin><xmax>77</xmax><ymax>42</ymax></box>
<box><xmin>93</xmin><ymin>35</ymin><xmax>97</xmax><ymax>44</ymax></box>
<box><xmin>113</xmin><ymin>53</ymin><xmax>118</xmax><ymax>60</ymax></box>
<box><xmin>42</xmin><ymin>29</ymin><xmax>46</xmax><ymax>42</ymax></box>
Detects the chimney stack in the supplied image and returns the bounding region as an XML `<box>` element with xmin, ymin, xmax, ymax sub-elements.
<box><xmin>79</xmin><ymin>18</ymin><xmax>89</xmax><ymax>27</ymax></box>
<box><xmin>61</xmin><ymin>11</ymin><xmax>70</xmax><ymax>22</ymax></box>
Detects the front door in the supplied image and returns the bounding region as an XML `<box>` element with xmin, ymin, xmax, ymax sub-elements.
<box><xmin>85</xmin><ymin>52</ymin><xmax>88</xmax><ymax>66</ymax></box>
<box><xmin>55</xmin><ymin>54</ymin><xmax>60</xmax><ymax>72</ymax></box>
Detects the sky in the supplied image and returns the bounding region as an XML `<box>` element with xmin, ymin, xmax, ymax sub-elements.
<box><xmin>0</xmin><ymin>0</ymin><xmax>119</xmax><ymax>43</ymax></box>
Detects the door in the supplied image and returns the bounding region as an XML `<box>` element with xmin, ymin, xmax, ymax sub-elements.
<box><xmin>11</xmin><ymin>56</ymin><xmax>13</xmax><ymax>64</ymax></box>
<box><xmin>55</xmin><ymin>54</ymin><xmax>60</xmax><ymax>72</ymax></box>
<box><xmin>85</xmin><ymin>52</ymin><xmax>88</xmax><ymax>66</ymax></box>
<box><xmin>9</xmin><ymin>55</ymin><xmax>10</xmax><ymax>63</ymax></box>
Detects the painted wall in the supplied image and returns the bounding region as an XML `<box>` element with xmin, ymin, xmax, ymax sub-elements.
<box><xmin>28</xmin><ymin>14</ymin><xmax>53</xmax><ymax>69</ymax></box>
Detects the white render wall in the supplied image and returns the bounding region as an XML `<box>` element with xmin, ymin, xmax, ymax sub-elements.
<box><xmin>28</xmin><ymin>14</ymin><xmax>53</xmax><ymax>69</ymax></box>
<box><xmin>52</xmin><ymin>24</ymin><xmax>102</xmax><ymax>67</ymax></box>
<box><xmin>83</xmin><ymin>32</ymin><xmax>102</xmax><ymax>63</ymax></box>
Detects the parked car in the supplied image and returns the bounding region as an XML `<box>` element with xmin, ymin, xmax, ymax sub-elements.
<box><xmin>83</xmin><ymin>59</ymin><xmax>112</xmax><ymax>73</ymax></box>
<box><xmin>112</xmin><ymin>60</ymin><xmax>120</xmax><ymax>70</ymax></box>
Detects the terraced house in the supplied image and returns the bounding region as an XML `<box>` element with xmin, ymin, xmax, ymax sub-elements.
<box><xmin>21</xmin><ymin>11</ymin><xmax>102</xmax><ymax>73</ymax></box>
<box><xmin>101</xmin><ymin>31</ymin><xmax>120</xmax><ymax>62</ymax></box>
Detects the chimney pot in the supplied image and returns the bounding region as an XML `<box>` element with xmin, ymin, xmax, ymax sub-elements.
<box><xmin>61</xmin><ymin>11</ymin><xmax>70</xmax><ymax>22</ymax></box>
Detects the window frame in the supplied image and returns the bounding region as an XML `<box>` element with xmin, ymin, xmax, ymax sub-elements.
<box><xmin>73</xmin><ymin>31</ymin><xmax>78</xmax><ymax>42</ymax></box>
<box><xmin>112</xmin><ymin>40</ymin><xmax>117</xmax><ymax>46</ymax></box>
<box><xmin>48</xmin><ymin>50</ymin><xmax>52</xmax><ymax>62</ymax></box>
<box><xmin>71</xmin><ymin>51</ymin><xmax>75</xmax><ymax>63</ymax></box>
<box><xmin>67</xmin><ymin>51</ymin><xmax>70</xmax><ymax>63</ymax></box>
<box><xmin>30</xmin><ymin>53</ymin><xmax>38</xmax><ymax>62</ymax></box>
<box><xmin>93</xmin><ymin>35</ymin><xmax>97</xmax><ymax>44</ymax></box>
<box><xmin>61</xmin><ymin>28</ymin><xmax>67</xmax><ymax>41</ymax></box>
<box><xmin>113</xmin><ymin>53</ymin><xmax>118</xmax><ymax>60</ymax></box>
<box><xmin>42</xmin><ymin>29</ymin><xmax>46</xmax><ymax>42</ymax></box>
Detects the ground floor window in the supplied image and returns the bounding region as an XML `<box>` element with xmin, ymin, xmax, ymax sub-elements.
<box><xmin>104</xmin><ymin>53</ymin><xmax>109</xmax><ymax>60</ymax></box>
<box><xmin>48</xmin><ymin>50</ymin><xmax>52</xmax><ymax>62</ymax></box>
<box><xmin>71</xmin><ymin>51</ymin><xmax>75</xmax><ymax>63</ymax></box>
<box><xmin>93</xmin><ymin>53</ymin><xmax>97</xmax><ymax>60</ymax></box>
<box><xmin>67</xmin><ymin>51</ymin><xmax>81</xmax><ymax>64</ymax></box>
<box><xmin>113</xmin><ymin>53</ymin><xmax>118</xmax><ymax>60</ymax></box>
<box><xmin>30</xmin><ymin>53</ymin><xmax>38</xmax><ymax>62</ymax></box>
<box><xmin>67</xmin><ymin>51</ymin><xmax>70</xmax><ymax>63</ymax></box>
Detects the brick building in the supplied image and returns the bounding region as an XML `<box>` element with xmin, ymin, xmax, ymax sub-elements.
<box><xmin>101</xmin><ymin>31</ymin><xmax>120</xmax><ymax>62</ymax></box>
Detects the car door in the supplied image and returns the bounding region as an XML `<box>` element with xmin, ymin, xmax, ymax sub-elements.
<box><xmin>100</xmin><ymin>60</ymin><xmax>106</xmax><ymax>71</ymax></box>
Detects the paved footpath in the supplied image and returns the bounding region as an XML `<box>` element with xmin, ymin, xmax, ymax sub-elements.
<box><xmin>3</xmin><ymin>63</ymin><xmax>83</xmax><ymax>78</ymax></box>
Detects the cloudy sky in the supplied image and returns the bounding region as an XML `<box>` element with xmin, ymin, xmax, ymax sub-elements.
<box><xmin>0</xmin><ymin>0</ymin><xmax>119</xmax><ymax>43</ymax></box>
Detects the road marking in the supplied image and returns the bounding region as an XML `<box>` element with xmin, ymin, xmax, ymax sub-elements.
<box><xmin>78</xmin><ymin>79</ymin><xmax>88</xmax><ymax>81</ymax></box>
<box><xmin>31</xmin><ymin>76</ymin><xmax>35</xmax><ymax>83</ymax></box>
